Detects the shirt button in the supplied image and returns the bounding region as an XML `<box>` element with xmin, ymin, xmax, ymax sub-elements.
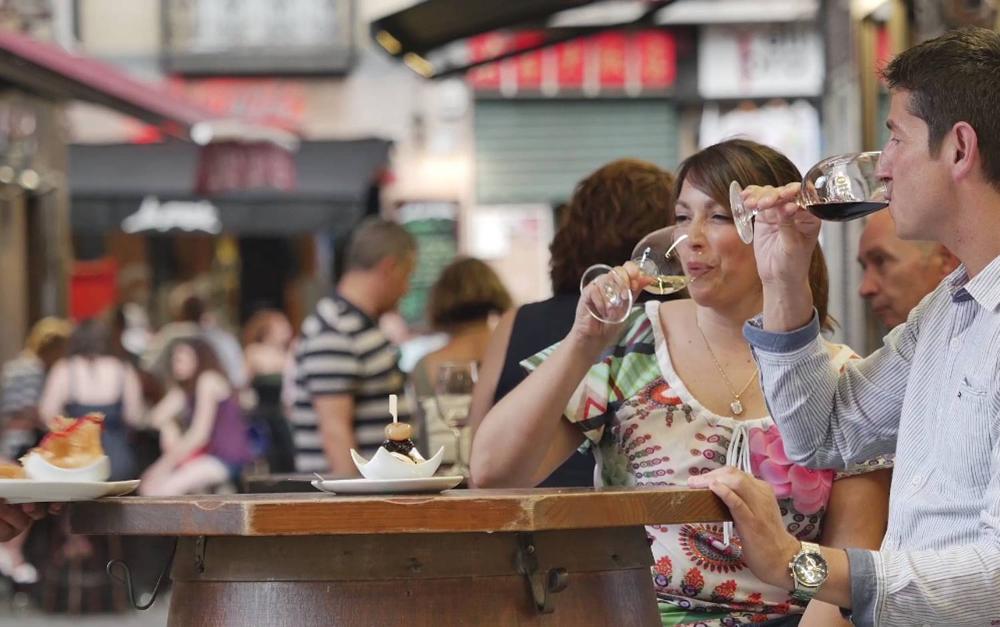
<box><xmin>911</xmin><ymin>474</ymin><xmax>922</xmax><ymax>486</ymax></box>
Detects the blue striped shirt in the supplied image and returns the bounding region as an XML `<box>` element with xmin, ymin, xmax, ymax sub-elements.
<box><xmin>744</xmin><ymin>254</ymin><xmax>1000</xmax><ymax>627</ymax></box>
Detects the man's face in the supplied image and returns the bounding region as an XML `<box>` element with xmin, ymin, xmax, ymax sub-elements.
<box><xmin>876</xmin><ymin>90</ymin><xmax>952</xmax><ymax>241</ymax></box>
<box><xmin>858</xmin><ymin>212</ymin><xmax>951</xmax><ymax>328</ymax></box>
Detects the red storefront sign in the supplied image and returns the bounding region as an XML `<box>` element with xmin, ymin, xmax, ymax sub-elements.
<box><xmin>513</xmin><ymin>32</ymin><xmax>546</xmax><ymax>90</ymax></box>
<box><xmin>468</xmin><ymin>29</ymin><xmax>676</xmax><ymax>96</ymax></box>
<box><xmin>636</xmin><ymin>31</ymin><xmax>676</xmax><ymax>90</ymax></box>
<box><xmin>556</xmin><ymin>39</ymin><xmax>586</xmax><ymax>88</ymax></box>
<box><xmin>595</xmin><ymin>32</ymin><xmax>627</xmax><ymax>89</ymax></box>
<box><xmin>467</xmin><ymin>33</ymin><xmax>508</xmax><ymax>90</ymax></box>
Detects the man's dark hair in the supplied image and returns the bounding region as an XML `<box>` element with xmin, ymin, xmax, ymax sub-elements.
<box><xmin>882</xmin><ymin>27</ymin><xmax>1000</xmax><ymax>189</ymax></box>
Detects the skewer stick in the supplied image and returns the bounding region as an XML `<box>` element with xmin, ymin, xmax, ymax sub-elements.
<box><xmin>389</xmin><ymin>394</ymin><xmax>398</xmax><ymax>423</ymax></box>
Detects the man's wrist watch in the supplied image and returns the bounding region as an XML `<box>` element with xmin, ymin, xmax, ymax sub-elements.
<box><xmin>788</xmin><ymin>541</ymin><xmax>829</xmax><ymax>603</ymax></box>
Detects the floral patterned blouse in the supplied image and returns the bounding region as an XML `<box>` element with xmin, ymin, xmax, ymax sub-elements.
<box><xmin>523</xmin><ymin>302</ymin><xmax>891</xmax><ymax>626</ymax></box>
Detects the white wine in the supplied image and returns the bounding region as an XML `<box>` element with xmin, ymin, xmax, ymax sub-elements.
<box><xmin>643</xmin><ymin>274</ymin><xmax>688</xmax><ymax>295</ymax></box>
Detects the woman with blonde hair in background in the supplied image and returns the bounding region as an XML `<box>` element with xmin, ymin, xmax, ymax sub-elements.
<box><xmin>412</xmin><ymin>256</ymin><xmax>512</xmax><ymax>465</ymax></box>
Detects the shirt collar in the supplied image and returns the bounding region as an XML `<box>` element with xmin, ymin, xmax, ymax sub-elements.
<box><xmin>948</xmin><ymin>253</ymin><xmax>1000</xmax><ymax>310</ymax></box>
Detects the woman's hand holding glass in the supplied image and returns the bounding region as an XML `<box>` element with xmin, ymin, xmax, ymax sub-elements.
<box><xmin>578</xmin><ymin>226</ymin><xmax>690</xmax><ymax>332</ymax></box>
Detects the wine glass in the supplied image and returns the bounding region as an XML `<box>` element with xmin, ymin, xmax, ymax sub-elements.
<box><xmin>729</xmin><ymin>151</ymin><xmax>889</xmax><ymax>244</ymax></box>
<box><xmin>434</xmin><ymin>361</ymin><xmax>477</xmax><ymax>475</ymax></box>
<box><xmin>579</xmin><ymin>226</ymin><xmax>689</xmax><ymax>324</ymax></box>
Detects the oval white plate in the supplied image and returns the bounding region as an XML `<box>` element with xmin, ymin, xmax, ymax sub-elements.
<box><xmin>0</xmin><ymin>479</ymin><xmax>140</xmax><ymax>504</ymax></box>
<box><xmin>311</xmin><ymin>475</ymin><xmax>462</xmax><ymax>495</ymax></box>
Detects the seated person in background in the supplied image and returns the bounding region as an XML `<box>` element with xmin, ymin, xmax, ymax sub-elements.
<box><xmin>468</xmin><ymin>159</ymin><xmax>676</xmax><ymax>487</ymax></box>
<box><xmin>411</xmin><ymin>257</ymin><xmax>512</xmax><ymax>464</ymax></box>
<box><xmin>243</xmin><ymin>309</ymin><xmax>296</xmax><ymax>473</ymax></box>
<box><xmin>857</xmin><ymin>210</ymin><xmax>958</xmax><ymax>329</ymax></box>
<box><xmin>39</xmin><ymin>318</ymin><xmax>144</xmax><ymax>482</ymax></box>
<box><xmin>472</xmin><ymin>140</ymin><xmax>891</xmax><ymax>626</ymax></box>
<box><xmin>143</xmin><ymin>285</ymin><xmax>247</xmax><ymax>389</ymax></box>
<box><xmin>141</xmin><ymin>338</ymin><xmax>252</xmax><ymax>495</ymax></box>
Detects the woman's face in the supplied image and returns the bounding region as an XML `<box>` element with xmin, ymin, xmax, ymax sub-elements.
<box><xmin>266</xmin><ymin>318</ymin><xmax>293</xmax><ymax>348</ymax></box>
<box><xmin>674</xmin><ymin>180</ymin><xmax>763</xmax><ymax>309</ymax></box>
<box><xmin>171</xmin><ymin>344</ymin><xmax>198</xmax><ymax>381</ymax></box>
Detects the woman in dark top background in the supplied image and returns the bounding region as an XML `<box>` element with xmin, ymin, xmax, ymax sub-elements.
<box><xmin>468</xmin><ymin>158</ymin><xmax>677</xmax><ymax>487</ymax></box>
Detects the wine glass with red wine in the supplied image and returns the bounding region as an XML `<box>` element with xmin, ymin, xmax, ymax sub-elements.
<box><xmin>728</xmin><ymin>151</ymin><xmax>888</xmax><ymax>244</ymax></box>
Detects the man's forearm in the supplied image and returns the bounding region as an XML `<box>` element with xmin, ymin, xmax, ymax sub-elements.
<box><xmin>762</xmin><ymin>278</ymin><xmax>815</xmax><ymax>333</ymax></box>
<box><xmin>321</xmin><ymin>427</ymin><xmax>357</xmax><ymax>476</ymax></box>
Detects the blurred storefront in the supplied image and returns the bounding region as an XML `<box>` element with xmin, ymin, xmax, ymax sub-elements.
<box><xmin>68</xmin><ymin>138</ymin><xmax>390</xmax><ymax>328</ymax></box>
<box><xmin>0</xmin><ymin>26</ymin><xmax>285</xmax><ymax>363</ymax></box>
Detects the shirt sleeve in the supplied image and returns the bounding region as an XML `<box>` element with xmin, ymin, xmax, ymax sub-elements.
<box><xmin>300</xmin><ymin>328</ymin><xmax>359</xmax><ymax>397</ymax></box>
<box><xmin>742</xmin><ymin>302</ymin><xmax>926</xmax><ymax>470</ymax></box>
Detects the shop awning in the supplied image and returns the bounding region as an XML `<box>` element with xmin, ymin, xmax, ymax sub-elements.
<box><xmin>68</xmin><ymin>139</ymin><xmax>390</xmax><ymax>236</ymax></box>
<box><xmin>0</xmin><ymin>29</ymin><xmax>300</xmax><ymax>153</ymax></box>
<box><xmin>370</xmin><ymin>0</ymin><xmax>675</xmax><ymax>78</ymax></box>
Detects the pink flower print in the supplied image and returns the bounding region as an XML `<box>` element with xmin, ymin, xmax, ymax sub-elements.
<box><xmin>748</xmin><ymin>426</ymin><xmax>833</xmax><ymax>515</ymax></box>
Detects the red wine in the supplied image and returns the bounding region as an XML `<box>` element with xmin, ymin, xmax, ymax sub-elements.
<box><xmin>806</xmin><ymin>201</ymin><xmax>888</xmax><ymax>221</ymax></box>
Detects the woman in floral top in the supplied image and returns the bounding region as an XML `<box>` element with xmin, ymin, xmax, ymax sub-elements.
<box><xmin>472</xmin><ymin>140</ymin><xmax>891</xmax><ymax>626</ymax></box>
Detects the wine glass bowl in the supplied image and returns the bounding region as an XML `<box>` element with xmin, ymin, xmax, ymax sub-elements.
<box><xmin>729</xmin><ymin>151</ymin><xmax>889</xmax><ymax>244</ymax></box>
<box><xmin>580</xmin><ymin>226</ymin><xmax>689</xmax><ymax>324</ymax></box>
<box><xmin>434</xmin><ymin>361</ymin><xmax>477</xmax><ymax>474</ymax></box>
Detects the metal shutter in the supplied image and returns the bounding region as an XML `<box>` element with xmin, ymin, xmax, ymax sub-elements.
<box><xmin>474</xmin><ymin>100</ymin><xmax>679</xmax><ymax>205</ymax></box>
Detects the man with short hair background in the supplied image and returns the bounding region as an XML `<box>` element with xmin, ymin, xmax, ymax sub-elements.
<box><xmin>858</xmin><ymin>211</ymin><xmax>958</xmax><ymax>329</ymax></box>
<box><xmin>289</xmin><ymin>218</ymin><xmax>417</xmax><ymax>474</ymax></box>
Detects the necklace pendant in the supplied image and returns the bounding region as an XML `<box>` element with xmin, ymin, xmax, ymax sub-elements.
<box><xmin>730</xmin><ymin>399</ymin><xmax>744</xmax><ymax>416</ymax></box>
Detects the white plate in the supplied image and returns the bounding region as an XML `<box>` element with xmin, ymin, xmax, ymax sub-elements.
<box><xmin>0</xmin><ymin>479</ymin><xmax>140</xmax><ymax>504</ymax></box>
<box><xmin>311</xmin><ymin>475</ymin><xmax>463</xmax><ymax>495</ymax></box>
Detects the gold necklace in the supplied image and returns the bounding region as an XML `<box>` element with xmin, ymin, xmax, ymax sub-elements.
<box><xmin>695</xmin><ymin>319</ymin><xmax>758</xmax><ymax>416</ymax></box>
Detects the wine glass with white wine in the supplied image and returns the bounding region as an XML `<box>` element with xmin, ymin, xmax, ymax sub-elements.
<box><xmin>579</xmin><ymin>226</ymin><xmax>689</xmax><ymax>324</ymax></box>
<box><xmin>434</xmin><ymin>361</ymin><xmax>477</xmax><ymax>475</ymax></box>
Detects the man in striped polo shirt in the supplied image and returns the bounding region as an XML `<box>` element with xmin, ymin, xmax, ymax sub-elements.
<box><xmin>289</xmin><ymin>218</ymin><xmax>416</xmax><ymax>474</ymax></box>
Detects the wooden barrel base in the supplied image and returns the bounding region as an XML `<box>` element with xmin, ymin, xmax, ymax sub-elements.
<box><xmin>166</xmin><ymin>528</ymin><xmax>659</xmax><ymax>626</ymax></box>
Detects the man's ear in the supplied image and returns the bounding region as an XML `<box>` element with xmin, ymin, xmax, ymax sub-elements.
<box><xmin>949</xmin><ymin>121</ymin><xmax>980</xmax><ymax>183</ymax></box>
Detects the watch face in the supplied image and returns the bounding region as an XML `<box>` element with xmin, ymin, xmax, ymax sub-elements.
<box><xmin>793</xmin><ymin>553</ymin><xmax>829</xmax><ymax>586</ymax></box>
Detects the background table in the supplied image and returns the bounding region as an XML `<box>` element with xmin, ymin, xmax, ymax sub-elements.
<box><xmin>71</xmin><ymin>487</ymin><xmax>728</xmax><ymax>626</ymax></box>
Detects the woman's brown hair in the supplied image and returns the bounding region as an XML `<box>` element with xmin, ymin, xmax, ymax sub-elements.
<box><xmin>673</xmin><ymin>139</ymin><xmax>833</xmax><ymax>331</ymax></box>
<box><xmin>549</xmin><ymin>159</ymin><xmax>676</xmax><ymax>294</ymax></box>
<box><xmin>168</xmin><ymin>337</ymin><xmax>229</xmax><ymax>398</ymax></box>
<box><xmin>427</xmin><ymin>257</ymin><xmax>513</xmax><ymax>332</ymax></box>
<box><xmin>242</xmin><ymin>309</ymin><xmax>289</xmax><ymax>347</ymax></box>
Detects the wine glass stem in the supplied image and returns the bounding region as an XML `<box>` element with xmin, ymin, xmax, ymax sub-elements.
<box><xmin>451</xmin><ymin>427</ymin><xmax>465</xmax><ymax>475</ymax></box>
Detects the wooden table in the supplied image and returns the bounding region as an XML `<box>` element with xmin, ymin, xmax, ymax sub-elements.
<box><xmin>71</xmin><ymin>487</ymin><xmax>728</xmax><ymax>626</ymax></box>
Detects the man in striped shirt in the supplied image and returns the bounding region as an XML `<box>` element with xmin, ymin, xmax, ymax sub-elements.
<box><xmin>289</xmin><ymin>218</ymin><xmax>416</xmax><ymax>474</ymax></box>
<box><xmin>691</xmin><ymin>28</ymin><xmax>1000</xmax><ymax>626</ymax></box>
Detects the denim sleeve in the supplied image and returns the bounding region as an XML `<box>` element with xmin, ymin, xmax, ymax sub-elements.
<box><xmin>742</xmin><ymin>310</ymin><xmax>821</xmax><ymax>353</ymax></box>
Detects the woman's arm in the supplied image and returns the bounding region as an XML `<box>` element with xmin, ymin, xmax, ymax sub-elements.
<box><xmin>159</xmin><ymin>372</ymin><xmax>229</xmax><ymax>466</ymax></box>
<box><xmin>467</xmin><ymin>307</ymin><xmax>516</xmax><ymax>443</ymax></box>
<box><xmin>470</xmin><ymin>330</ymin><xmax>599</xmax><ymax>488</ymax></box>
<box><xmin>472</xmin><ymin>263</ymin><xmax>649</xmax><ymax>488</ymax></box>
<box><xmin>799</xmin><ymin>469</ymin><xmax>892</xmax><ymax>627</ymax></box>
